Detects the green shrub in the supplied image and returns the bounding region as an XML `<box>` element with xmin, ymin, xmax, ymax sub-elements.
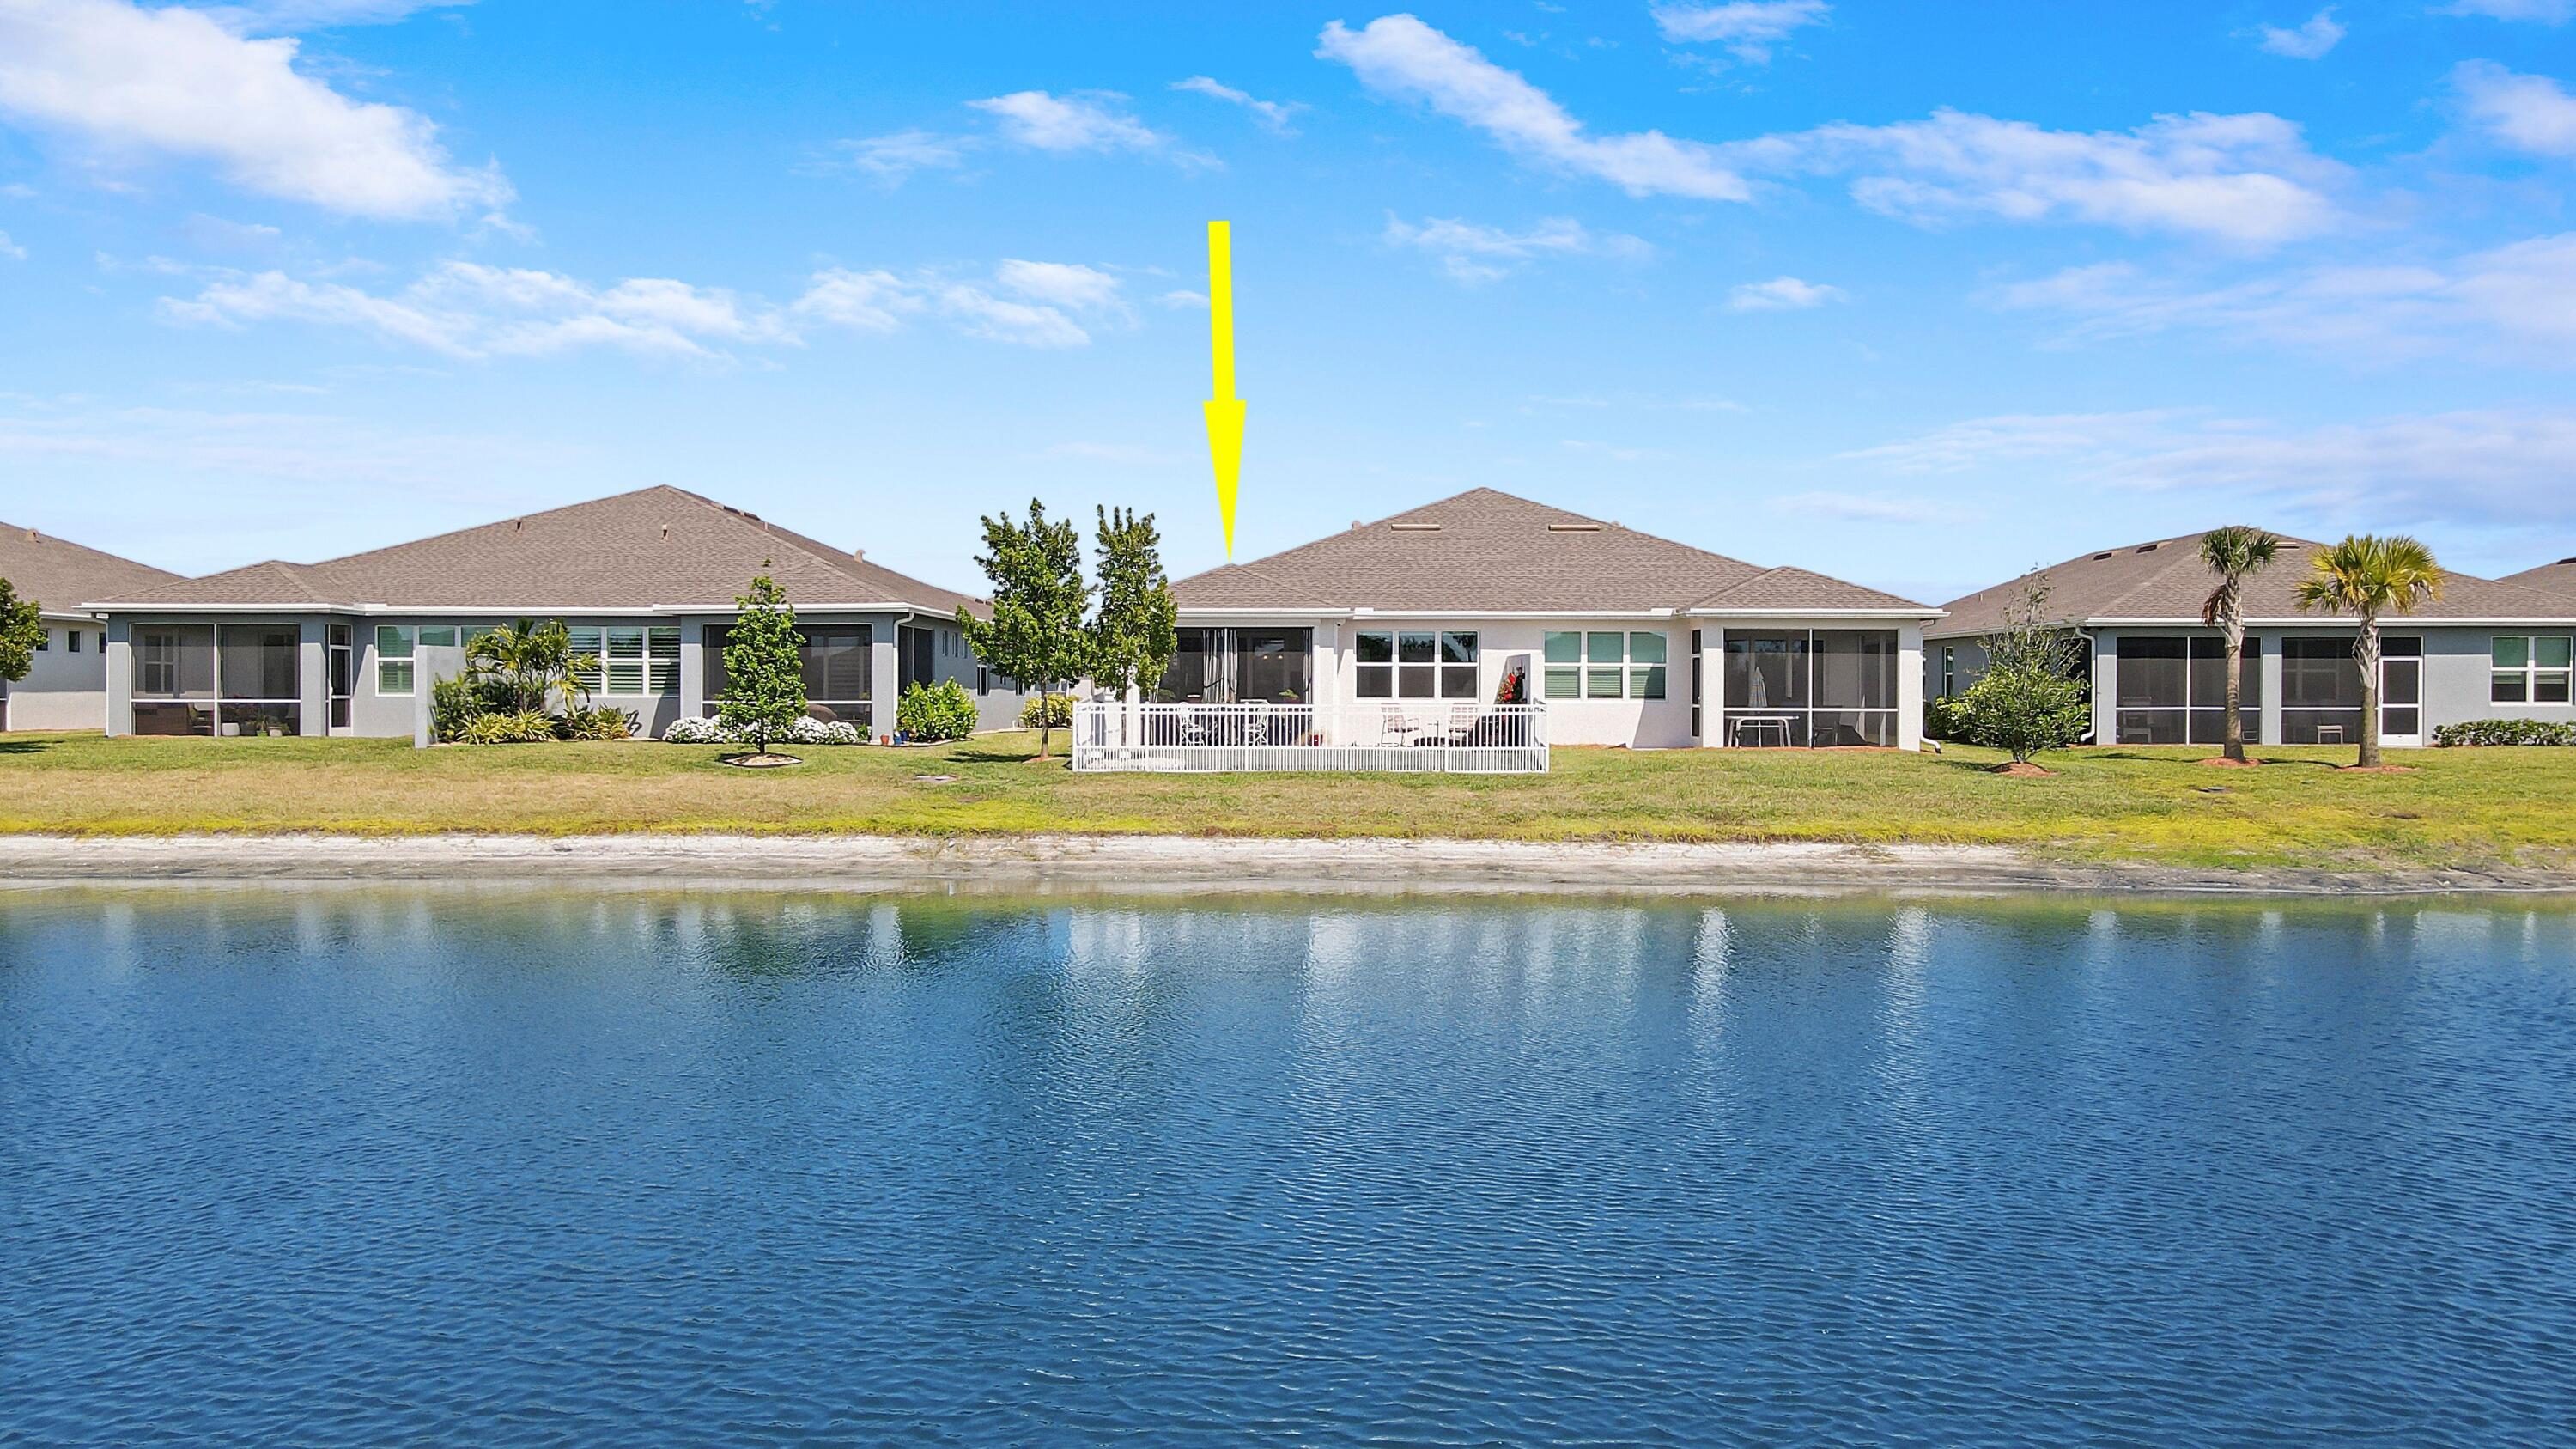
<box><xmin>2434</xmin><ymin>718</ymin><xmax>2576</xmax><ymax>747</ymax></box>
<box><xmin>1923</xmin><ymin>694</ymin><xmax>1971</xmax><ymax>743</ymax></box>
<box><xmin>556</xmin><ymin>705</ymin><xmax>636</xmax><ymax>741</ymax></box>
<box><xmin>431</xmin><ymin>673</ymin><xmax>513</xmax><ymax>743</ymax></box>
<box><xmin>898</xmin><ymin>679</ymin><xmax>979</xmax><ymax>741</ymax></box>
<box><xmin>456</xmin><ymin>709</ymin><xmax>559</xmax><ymax>745</ymax></box>
<box><xmin>1018</xmin><ymin>692</ymin><xmax>1075</xmax><ymax>730</ymax></box>
<box><xmin>1959</xmin><ymin>667</ymin><xmax>2088</xmax><ymax>764</ymax></box>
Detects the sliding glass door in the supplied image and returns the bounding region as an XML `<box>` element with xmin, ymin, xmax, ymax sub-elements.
<box><xmin>1153</xmin><ymin>628</ymin><xmax>1312</xmax><ymax>703</ymax></box>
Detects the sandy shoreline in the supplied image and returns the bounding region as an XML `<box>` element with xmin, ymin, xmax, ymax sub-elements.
<box><xmin>0</xmin><ymin>832</ymin><xmax>2568</xmax><ymax>897</ymax></box>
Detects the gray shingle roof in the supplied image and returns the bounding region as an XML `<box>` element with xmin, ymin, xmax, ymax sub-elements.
<box><xmin>1931</xmin><ymin>530</ymin><xmax>2576</xmax><ymax>638</ymax></box>
<box><xmin>2502</xmin><ymin>559</ymin><xmax>2576</xmax><ymax>602</ymax></box>
<box><xmin>87</xmin><ymin>487</ymin><xmax>981</xmax><ymax>616</ymax></box>
<box><xmin>1173</xmin><ymin>488</ymin><xmax>1935</xmax><ymax>615</ymax></box>
<box><xmin>0</xmin><ymin>524</ymin><xmax>180</xmax><ymax>616</ymax></box>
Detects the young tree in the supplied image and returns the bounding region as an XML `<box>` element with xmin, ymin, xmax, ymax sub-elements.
<box><xmin>1963</xmin><ymin>580</ymin><xmax>2089</xmax><ymax>767</ymax></box>
<box><xmin>719</xmin><ymin>570</ymin><xmax>809</xmax><ymax>758</ymax></box>
<box><xmin>1086</xmin><ymin>506</ymin><xmax>1178</xmax><ymax>701</ymax></box>
<box><xmin>2197</xmin><ymin>526</ymin><xmax>2282</xmax><ymax>763</ymax></box>
<box><xmin>957</xmin><ymin>500</ymin><xmax>1090</xmax><ymax>759</ymax></box>
<box><xmin>0</xmin><ymin>577</ymin><xmax>42</xmax><ymax>688</ymax></box>
<box><xmin>2295</xmin><ymin>534</ymin><xmax>2443</xmax><ymax>768</ymax></box>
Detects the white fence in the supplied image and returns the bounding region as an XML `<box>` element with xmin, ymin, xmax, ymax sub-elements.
<box><xmin>1072</xmin><ymin>702</ymin><xmax>1549</xmax><ymax>773</ymax></box>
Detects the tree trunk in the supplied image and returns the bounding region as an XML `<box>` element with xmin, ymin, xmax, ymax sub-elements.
<box><xmin>2355</xmin><ymin>613</ymin><xmax>2382</xmax><ymax>769</ymax></box>
<box><xmin>2221</xmin><ymin>594</ymin><xmax>2246</xmax><ymax>762</ymax></box>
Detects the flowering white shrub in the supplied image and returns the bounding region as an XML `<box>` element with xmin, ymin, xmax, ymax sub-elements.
<box><xmin>660</xmin><ymin>715</ymin><xmax>865</xmax><ymax>746</ymax></box>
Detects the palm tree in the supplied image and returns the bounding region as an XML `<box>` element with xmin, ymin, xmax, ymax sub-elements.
<box><xmin>467</xmin><ymin>617</ymin><xmax>592</xmax><ymax>715</ymax></box>
<box><xmin>2293</xmin><ymin>535</ymin><xmax>2444</xmax><ymax>768</ymax></box>
<box><xmin>2198</xmin><ymin>527</ymin><xmax>2281</xmax><ymax>763</ymax></box>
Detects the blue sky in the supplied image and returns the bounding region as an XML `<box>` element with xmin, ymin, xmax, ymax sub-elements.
<box><xmin>3</xmin><ymin>0</ymin><xmax>2573</xmax><ymax>605</ymax></box>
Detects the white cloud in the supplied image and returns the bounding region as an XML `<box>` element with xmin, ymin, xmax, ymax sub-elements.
<box><xmin>0</xmin><ymin>0</ymin><xmax>510</xmax><ymax>222</ymax></box>
<box><xmin>2257</xmin><ymin>8</ymin><xmax>2345</xmax><ymax>58</ymax></box>
<box><xmin>195</xmin><ymin>0</ymin><xmax>472</xmax><ymax>33</ymax></box>
<box><xmin>0</xmin><ymin>397</ymin><xmax>563</xmax><ymax>495</ymax></box>
<box><xmin>1727</xmin><ymin>275</ymin><xmax>1846</xmax><ymax>310</ymax></box>
<box><xmin>1773</xmin><ymin>490</ymin><xmax>1941</xmax><ymax>523</ymax></box>
<box><xmin>1990</xmin><ymin>234</ymin><xmax>2576</xmax><ymax>357</ymax></box>
<box><xmin>968</xmin><ymin>89</ymin><xmax>1166</xmax><ymax>153</ymax></box>
<box><xmin>1170</xmin><ymin>76</ymin><xmax>1303</xmax><ymax>134</ymax></box>
<box><xmin>819</xmin><ymin>129</ymin><xmax>976</xmax><ymax>183</ymax></box>
<box><xmin>1316</xmin><ymin>15</ymin><xmax>1750</xmax><ymax>200</ymax></box>
<box><xmin>792</xmin><ymin>268</ymin><xmax>924</xmax><ymax>333</ymax></box>
<box><xmin>1382</xmin><ymin>213</ymin><xmax>1650</xmax><ymax>283</ymax></box>
<box><xmin>1721</xmin><ymin>107</ymin><xmax>2344</xmax><ymax>246</ymax></box>
<box><xmin>2439</xmin><ymin>0</ymin><xmax>2573</xmax><ymax>20</ymax></box>
<box><xmin>1155</xmin><ymin>289</ymin><xmax>1209</xmax><ymax>309</ymax></box>
<box><xmin>0</xmin><ymin>230</ymin><xmax>23</xmax><ymax>260</ymax></box>
<box><xmin>1652</xmin><ymin>1</ymin><xmax>1828</xmax><ymax>62</ymax></box>
<box><xmin>1844</xmin><ymin>406</ymin><xmax>2576</xmax><ymax>527</ymax></box>
<box><xmin>162</xmin><ymin>257</ymin><xmax>1133</xmax><ymax>356</ymax></box>
<box><xmin>995</xmin><ymin>259</ymin><xmax>1124</xmax><ymax>312</ymax></box>
<box><xmin>2452</xmin><ymin>61</ymin><xmax>2576</xmax><ymax>155</ymax></box>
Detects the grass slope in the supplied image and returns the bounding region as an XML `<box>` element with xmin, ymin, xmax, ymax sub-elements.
<box><xmin>1</xmin><ymin>731</ymin><xmax>2569</xmax><ymax>872</ymax></box>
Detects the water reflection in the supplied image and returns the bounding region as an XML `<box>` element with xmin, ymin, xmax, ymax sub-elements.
<box><xmin>1</xmin><ymin>887</ymin><xmax>2571</xmax><ymax>1448</ymax></box>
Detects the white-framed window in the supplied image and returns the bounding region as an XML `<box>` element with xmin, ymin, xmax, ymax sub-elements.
<box><xmin>569</xmin><ymin>625</ymin><xmax>680</xmax><ymax>696</ymax></box>
<box><xmin>2492</xmin><ymin>636</ymin><xmax>2573</xmax><ymax>704</ymax></box>
<box><xmin>1541</xmin><ymin>630</ymin><xmax>1667</xmax><ymax>700</ymax></box>
<box><xmin>1355</xmin><ymin>630</ymin><xmax>1479</xmax><ymax>699</ymax></box>
<box><xmin>376</xmin><ymin>625</ymin><xmax>415</xmax><ymax>695</ymax></box>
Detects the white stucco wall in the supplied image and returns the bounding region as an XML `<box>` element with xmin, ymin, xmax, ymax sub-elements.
<box><xmin>2</xmin><ymin>615</ymin><xmax>108</xmax><ymax>731</ymax></box>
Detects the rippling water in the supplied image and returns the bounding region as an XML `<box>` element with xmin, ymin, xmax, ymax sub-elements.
<box><xmin>3</xmin><ymin>888</ymin><xmax>2573</xmax><ymax>1446</ymax></box>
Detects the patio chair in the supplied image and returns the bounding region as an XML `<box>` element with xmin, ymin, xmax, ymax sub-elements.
<box><xmin>1244</xmin><ymin>701</ymin><xmax>1271</xmax><ymax>747</ymax></box>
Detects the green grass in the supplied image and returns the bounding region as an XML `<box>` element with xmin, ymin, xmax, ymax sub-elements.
<box><xmin>1</xmin><ymin>730</ymin><xmax>2570</xmax><ymax>872</ymax></box>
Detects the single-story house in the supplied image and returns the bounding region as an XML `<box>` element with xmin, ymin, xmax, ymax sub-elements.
<box><xmin>1161</xmin><ymin>487</ymin><xmax>1942</xmax><ymax>750</ymax></box>
<box><xmin>1928</xmin><ymin>531</ymin><xmax>2576</xmax><ymax>747</ymax></box>
<box><xmin>82</xmin><ymin>487</ymin><xmax>1023</xmax><ymax>740</ymax></box>
<box><xmin>1</xmin><ymin>523</ymin><xmax>182</xmax><ymax>732</ymax></box>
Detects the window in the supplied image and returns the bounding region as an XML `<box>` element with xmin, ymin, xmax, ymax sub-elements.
<box><xmin>376</xmin><ymin>625</ymin><xmax>415</xmax><ymax>696</ymax></box>
<box><xmin>33</xmin><ymin>630</ymin><xmax>46</xmax><ymax>652</ymax></box>
<box><xmin>2282</xmin><ymin>636</ymin><xmax>2417</xmax><ymax>744</ymax></box>
<box><xmin>65</xmin><ymin>630</ymin><xmax>80</xmax><ymax>654</ymax></box>
<box><xmin>568</xmin><ymin>625</ymin><xmax>679</xmax><ymax>695</ymax></box>
<box><xmin>2492</xmin><ymin>636</ymin><xmax>2573</xmax><ymax>705</ymax></box>
<box><xmin>1540</xmin><ymin>631</ymin><xmax>1664</xmax><ymax>700</ymax></box>
<box><xmin>1721</xmin><ymin>630</ymin><xmax>1900</xmax><ymax>747</ymax></box>
<box><xmin>2112</xmin><ymin>636</ymin><xmax>2261</xmax><ymax>745</ymax></box>
<box><xmin>1355</xmin><ymin>630</ymin><xmax>1475</xmax><ymax>699</ymax></box>
<box><xmin>328</xmin><ymin>625</ymin><xmax>353</xmax><ymax>731</ymax></box>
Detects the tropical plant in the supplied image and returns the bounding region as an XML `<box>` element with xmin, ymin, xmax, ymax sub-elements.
<box><xmin>957</xmin><ymin>500</ymin><xmax>1091</xmax><ymax>759</ymax></box>
<box><xmin>466</xmin><ymin>618</ymin><xmax>593</xmax><ymax>715</ymax></box>
<box><xmin>897</xmin><ymin>679</ymin><xmax>979</xmax><ymax>742</ymax></box>
<box><xmin>556</xmin><ymin>704</ymin><xmax>636</xmax><ymax>741</ymax></box>
<box><xmin>1086</xmin><ymin>505</ymin><xmax>1178</xmax><ymax>701</ymax></box>
<box><xmin>717</xmin><ymin>570</ymin><xmax>808</xmax><ymax>758</ymax></box>
<box><xmin>0</xmin><ymin>577</ymin><xmax>44</xmax><ymax>685</ymax></box>
<box><xmin>1965</xmin><ymin>581</ymin><xmax>2090</xmax><ymax>765</ymax></box>
<box><xmin>2197</xmin><ymin>526</ymin><xmax>2282</xmax><ymax>763</ymax></box>
<box><xmin>456</xmin><ymin>709</ymin><xmax>559</xmax><ymax>745</ymax></box>
<box><xmin>1018</xmin><ymin>692</ymin><xmax>1075</xmax><ymax>731</ymax></box>
<box><xmin>2293</xmin><ymin>534</ymin><xmax>2444</xmax><ymax>768</ymax></box>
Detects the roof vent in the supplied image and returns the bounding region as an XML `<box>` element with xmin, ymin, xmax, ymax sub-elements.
<box><xmin>1388</xmin><ymin>521</ymin><xmax>1442</xmax><ymax>532</ymax></box>
<box><xmin>1351</xmin><ymin>520</ymin><xmax>1362</xmax><ymax>531</ymax></box>
<box><xmin>660</xmin><ymin>524</ymin><xmax>671</xmax><ymax>539</ymax></box>
<box><xmin>2135</xmin><ymin>543</ymin><xmax>2159</xmax><ymax>553</ymax></box>
<box><xmin>852</xmin><ymin>549</ymin><xmax>866</xmax><ymax>563</ymax></box>
<box><xmin>513</xmin><ymin>519</ymin><xmax>523</xmax><ymax>532</ymax></box>
<box><xmin>1548</xmin><ymin>522</ymin><xmax>1602</xmax><ymax>533</ymax></box>
<box><xmin>2091</xmin><ymin>551</ymin><xmax>2113</xmax><ymax>560</ymax></box>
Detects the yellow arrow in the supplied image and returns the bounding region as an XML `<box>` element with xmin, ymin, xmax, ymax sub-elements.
<box><xmin>1202</xmin><ymin>219</ymin><xmax>1245</xmax><ymax>558</ymax></box>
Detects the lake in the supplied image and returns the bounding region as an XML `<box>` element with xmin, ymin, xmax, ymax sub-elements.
<box><xmin>3</xmin><ymin>887</ymin><xmax>2572</xmax><ymax>1446</ymax></box>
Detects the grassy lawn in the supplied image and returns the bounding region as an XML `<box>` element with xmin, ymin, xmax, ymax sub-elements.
<box><xmin>1</xmin><ymin>730</ymin><xmax>2570</xmax><ymax>871</ymax></box>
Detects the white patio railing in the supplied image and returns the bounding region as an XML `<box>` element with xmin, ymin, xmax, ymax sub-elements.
<box><xmin>1071</xmin><ymin>702</ymin><xmax>1549</xmax><ymax>773</ymax></box>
